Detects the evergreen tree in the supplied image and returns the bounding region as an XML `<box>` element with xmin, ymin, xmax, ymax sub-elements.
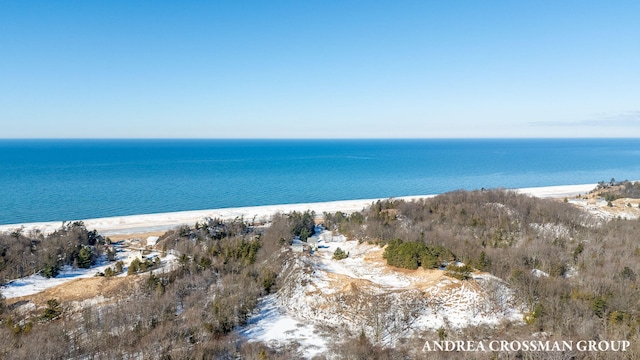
<box><xmin>383</xmin><ymin>239</ymin><xmax>453</xmax><ymax>270</ymax></box>
<box><xmin>445</xmin><ymin>263</ymin><xmax>473</xmax><ymax>280</ymax></box>
<box><xmin>289</xmin><ymin>211</ymin><xmax>316</xmax><ymax>240</ymax></box>
<box><xmin>476</xmin><ymin>251</ymin><xmax>491</xmax><ymax>270</ymax></box>
<box><xmin>42</xmin><ymin>262</ymin><xmax>60</xmax><ymax>278</ymax></box>
<box><xmin>128</xmin><ymin>258</ymin><xmax>141</xmax><ymax>275</ymax></box>
<box><xmin>76</xmin><ymin>246</ymin><xmax>93</xmax><ymax>268</ymax></box>
<box><xmin>103</xmin><ymin>267</ymin><xmax>115</xmax><ymax>277</ymax></box>
<box><xmin>591</xmin><ymin>296</ymin><xmax>607</xmax><ymax>318</ymax></box>
<box><xmin>114</xmin><ymin>260</ymin><xmax>124</xmax><ymax>274</ymax></box>
<box><xmin>333</xmin><ymin>247</ymin><xmax>349</xmax><ymax>260</ymax></box>
<box><xmin>41</xmin><ymin>299</ymin><xmax>62</xmax><ymax>321</ymax></box>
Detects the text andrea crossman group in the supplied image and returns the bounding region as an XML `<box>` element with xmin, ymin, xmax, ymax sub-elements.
<box><xmin>422</xmin><ymin>340</ymin><xmax>631</xmax><ymax>352</ymax></box>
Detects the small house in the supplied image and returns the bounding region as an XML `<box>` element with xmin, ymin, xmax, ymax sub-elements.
<box><xmin>307</xmin><ymin>236</ymin><xmax>319</xmax><ymax>251</ymax></box>
<box><xmin>291</xmin><ymin>243</ymin><xmax>305</xmax><ymax>252</ymax></box>
<box><xmin>319</xmin><ymin>231</ymin><xmax>333</xmax><ymax>242</ymax></box>
<box><xmin>291</xmin><ymin>238</ymin><xmax>306</xmax><ymax>253</ymax></box>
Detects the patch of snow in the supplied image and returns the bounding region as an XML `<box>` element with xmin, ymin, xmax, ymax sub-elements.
<box><xmin>529</xmin><ymin>223</ymin><xmax>571</xmax><ymax>239</ymax></box>
<box><xmin>146</xmin><ymin>236</ymin><xmax>159</xmax><ymax>247</ymax></box>
<box><xmin>240</xmin><ymin>295</ymin><xmax>329</xmax><ymax>359</ymax></box>
<box><xmin>1</xmin><ymin>263</ymin><xmax>113</xmax><ymax>299</ymax></box>
<box><xmin>531</xmin><ymin>269</ymin><xmax>549</xmax><ymax>278</ymax></box>
<box><xmin>270</xmin><ymin>237</ymin><xmax>523</xmax><ymax>350</ymax></box>
<box><xmin>151</xmin><ymin>254</ymin><xmax>179</xmax><ymax>276</ymax></box>
<box><xmin>568</xmin><ymin>198</ymin><xmax>640</xmax><ymax>221</ymax></box>
<box><xmin>485</xmin><ymin>202</ymin><xmax>517</xmax><ymax>217</ymax></box>
<box><xmin>564</xmin><ymin>266</ymin><xmax>578</xmax><ymax>279</ymax></box>
<box><xmin>0</xmin><ymin>242</ymin><xmax>177</xmax><ymax>299</ymax></box>
<box><xmin>312</xmin><ymin>234</ymin><xmax>411</xmax><ymax>288</ymax></box>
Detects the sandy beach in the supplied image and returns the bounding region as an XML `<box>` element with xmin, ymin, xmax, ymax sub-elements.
<box><xmin>0</xmin><ymin>183</ymin><xmax>598</xmax><ymax>237</ymax></box>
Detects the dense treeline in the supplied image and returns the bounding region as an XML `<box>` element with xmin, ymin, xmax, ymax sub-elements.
<box><xmin>383</xmin><ymin>239</ymin><xmax>454</xmax><ymax>270</ymax></box>
<box><xmin>0</xmin><ymin>215</ymin><xmax>293</xmax><ymax>359</ymax></box>
<box><xmin>324</xmin><ymin>210</ymin><xmax>365</xmax><ymax>238</ymax></box>
<box><xmin>334</xmin><ymin>190</ymin><xmax>593</xmax><ymax>281</ymax></box>
<box><xmin>323</xmin><ymin>189</ymin><xmax>640</xmax><ymax>358</ymax></box>
<box><xmin>597</xmin><ymin>180</ymin><xmax>640</xmax><ymax>200</ymax></box>
<box><xmin>618</xmin><ymin>180</ymin><xmax>640</xmax><ymax>198</ymax></box>
<box><xmin>0</xmin><ymin>221</ymin><xmax>105</xmax><ymax>281</ymax></box>
<box><xmin>288</xmin><ymin>210</ymin><xmax>316</xmax><ymax>241</ymax></box>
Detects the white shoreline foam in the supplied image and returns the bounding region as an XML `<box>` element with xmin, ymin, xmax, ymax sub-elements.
<box><xmin>0</xmin><ymin>184</ymin><xmax>597</xmax><ymax>236</ymax></box>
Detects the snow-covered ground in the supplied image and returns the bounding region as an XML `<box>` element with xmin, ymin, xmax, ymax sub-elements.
<box><xmin>239</xmin><ymin>183</ymin><xmax>640</xmax><ymax>358</ymax></box>
<box><xmin>518</xmin><ymin>183</ymin><xmax>640</xmax><ymax>220</ymax></box>
<box><xmin>313</xmin><ymin>234</ymin><xmax>414</xmax><ymax>289</ymax></box>
<box><xmin>240</xmin><ymin>295</ymin><xmax>329</xmax><ymax>359</ymax></box>
<box><xmin>1</xmin><ymin>262</ymin><xmax>113</xmax><ymax>299</ymax></box>
<box><xmin>568</xmin><ymin>197</ymin><xmax>640</xmax><ymax>220</ymax></box>
<box><xmin>0</xmin><ymin>241</ymin><xmax>177</xmax><ymax>299</ymax></box>
<box><xmin>242</xmin><ymin>230</ymin><xmax>523</xmax><ymax>357</ymax></box>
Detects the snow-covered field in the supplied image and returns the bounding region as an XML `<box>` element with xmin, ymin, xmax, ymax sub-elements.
<box><xmin>1</xmin><ymin>262</ymin><xmax>114</xmax><ymax>299</ymax></box>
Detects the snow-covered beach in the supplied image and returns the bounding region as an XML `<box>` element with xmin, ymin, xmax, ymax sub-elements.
<box><xmin>0</xmin><ymin>183</ymin><xmax>597</xmax><ymax>237</ymax></box>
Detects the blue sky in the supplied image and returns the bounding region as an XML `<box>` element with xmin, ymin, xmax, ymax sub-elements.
<box><xmin>1</xmin><ymin>1</ymin><xmax>639</xmax><ymax>138</ymax></box>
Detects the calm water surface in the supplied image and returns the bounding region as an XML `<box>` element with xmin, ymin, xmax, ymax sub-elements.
<box><xmin>1</xmin><ymin>139</ymin><xmax>639</xmax><ymax>224</ymax></box>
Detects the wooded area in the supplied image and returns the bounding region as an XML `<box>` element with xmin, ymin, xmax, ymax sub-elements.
<box><xmin>1</xmin><ymin>188</ymin><xmax>640</xmax><ymax>359</ymax></box>
<box><xmin>0</xmin><ymin>221</ymin><xmax>105</xmax><ymax>281</ymax></box>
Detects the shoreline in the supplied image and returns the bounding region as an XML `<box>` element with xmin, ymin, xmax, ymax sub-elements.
<box><xmin>0</xmin><ymin>183</ymin><xmax>597</xmax><ymax>236</ymax></box>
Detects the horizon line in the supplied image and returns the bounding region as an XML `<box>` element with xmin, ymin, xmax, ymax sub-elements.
<box><xmin>2</xmin><ymin>136</ymin><xmax>640</xmax><ymax>141</ymax></box>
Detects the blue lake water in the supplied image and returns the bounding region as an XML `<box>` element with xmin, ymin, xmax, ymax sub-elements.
<box><xmin>1</xmin><ymin>139</ymin><xmax>639</xmax><ymax>225</ymax></box>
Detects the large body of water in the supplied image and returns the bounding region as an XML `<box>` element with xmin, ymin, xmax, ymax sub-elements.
<box><xmin>1</xmin><ymin>139</ymin><xmax>639</xmax><ymax>225</ymax></box>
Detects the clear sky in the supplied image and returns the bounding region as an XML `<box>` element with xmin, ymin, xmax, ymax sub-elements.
<box><xmin>1</xmin><ymin>1</ymin><xmax>639</xmax><ymax>138</ymax></box>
